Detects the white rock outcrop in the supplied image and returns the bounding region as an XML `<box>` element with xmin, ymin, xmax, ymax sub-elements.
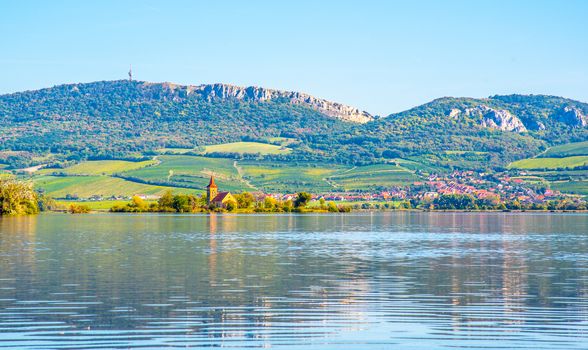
<box><xmin>181</xmin><ymin>83</ymin><xmax>373</xmax><ymax>123</ymax></box>
<box><xmin>465</xmin><ymin>105</ymin><xmax>527</xmax><ymax>132</ymax></box>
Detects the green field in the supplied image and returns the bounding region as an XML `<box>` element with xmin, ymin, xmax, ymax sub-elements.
<box><xmin>542</xmin><ymin>141</ymin><xmax>588</xmax><ymax>158</ymax></box>
<box><xmin>121</xmin><ymin>155</ymin><xmax>252</xmax><ymax>192</ymax></box>
<box><xmin>551</xmin><ymin>180</ymin><xmax>588</xmax><ymax>196</ymax></box>
<box><xmin>509</xmin><ymin>156</ymin><xmax>588</xmax><ymax>170</ymax></box>
<box><xmin>31</xmin><ymin>156</ymin><xmax>247</xmax><ymax>199</ymax></box>
<box><xmin>202</xmin><ymin>142</ymin><xmax>290</xmax><ymax>155</ymax></box>
<box><xmin>56</xmin><ymin>200</ymin><xmax>155</xmax><ymax>211</ymax></box>
<box><xmin>34</xmin><ymin>175</ymin><xmax>197</xmax><ymax>198</ymax></box>
<box><xmin>239</xmin><ymin>161</ymin><xmax>349</xmax><ymax>192</ymax></box>
<box><xmin>328</xmin><ymin>164</ymin><xmax>418</xmax><ymax>191</ymax></box>
<box><xmin>39</xmin><ymin>159</ymin><xmax>157</xmax><ymax>175</ymax></box>
<box><xmin>28</xmin><ymin>156</ymin><xmax>431</xmax><ymax>196</ymax></box>
<box><xmin>239</xmin><ymin>162</ymin><xmax>421</xmax><ymax>193</ymax></box>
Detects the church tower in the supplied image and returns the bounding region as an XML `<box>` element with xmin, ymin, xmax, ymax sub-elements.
<box><xmin>206</xmin><ymin>176</ymin><xmax>218</xmax><ymax>204</ymax></box>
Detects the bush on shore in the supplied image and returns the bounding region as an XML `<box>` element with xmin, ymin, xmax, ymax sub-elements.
<box><xmin>0</xmin><ymin>179</ymin><xmax>39</xmax><ymax>215</ymax></box>
<box><xmin>69</xmin><ymin>203</ymin><xmax>91</xmax><ymax>214</ymax></box>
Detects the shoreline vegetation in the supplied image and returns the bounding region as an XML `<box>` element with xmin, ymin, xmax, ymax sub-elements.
<box><xmin>105</xmin><ymin>192</ymin><xmax>588</xmax><ymax>214</ymax></box>
<box><xmin>0</xmin><ymin>179</ymin><xmax>586</xmax><ymax>216</ymax></box>
<box><xmin>0</xmin><ymin>179</ymin><xmax>40</xmax><ymax>215</ymax></box>
<box><xmin>109</xmin><ymin>191</ymin><xmax>352</xmax><ymax>214</ymax></box>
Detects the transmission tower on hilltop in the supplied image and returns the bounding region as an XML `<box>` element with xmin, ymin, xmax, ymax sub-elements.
<box><xmin>128</xmin><ymin>65</ymin><xmax>133</xmax><ymax>82</ymax></box>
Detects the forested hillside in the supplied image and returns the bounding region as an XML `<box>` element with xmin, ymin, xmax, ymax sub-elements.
<box><xmin>0</xmin><ymin>80</ymin><xmax>586</xmax><ymax>171</ymax></box>
<box><xmin>0</xmin><ymin>81</ymin><xmax>353</xmax><ymax>166</ymax></box>
<box><xmin>291</xmin><ymin>94</ymin><xmax>588</xmax><ymax>169</ymax></box>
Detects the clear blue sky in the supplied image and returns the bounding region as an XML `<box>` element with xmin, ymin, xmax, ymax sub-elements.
<box><xmin>1</xmin><ymin>0</ymin><xmax>587</xmax><ymax>115</ymax></box>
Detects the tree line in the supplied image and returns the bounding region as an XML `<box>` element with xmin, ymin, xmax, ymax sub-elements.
<box><xmin>110</xmin><ymin>191</ymin><xmax>352</xmax><ymax>213</ymax></box>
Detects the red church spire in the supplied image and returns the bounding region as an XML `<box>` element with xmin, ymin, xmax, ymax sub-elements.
<box><xmin>207</xmin><ymin>176</ymin><xmax>217</xmax><ymax>188</ymax></box>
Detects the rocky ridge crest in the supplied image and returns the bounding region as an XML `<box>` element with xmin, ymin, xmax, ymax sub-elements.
<box><xmin>152</xmin><ymin>82</ymin><xmax>373</xmax><ymax>123</ymax></box>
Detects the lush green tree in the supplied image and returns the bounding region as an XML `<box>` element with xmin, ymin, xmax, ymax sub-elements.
<box><xmin>361</xmin><ymin>203</ymin><xmax>373</xmax><ymax>209</ymax></box>
<box><xmin>225</xmin><ymin>201</ymin><xmax>236</xmax><ymax>212</ymax></box>
<box><xmin>172</xmin><ymin>194</ymin><xmax>192</xmax><ymax>213</ymax></box>
<box><xmin>400</xmin><ymin>200</ymin><xmax>412</xmax><ymax>209</ymax></box>
<box><xmin>282</xmin><ymin>199</ymin><xmax>293</xmax><ymax>212</ymax></box>
<box><xmin>158</xmin><ymin>190</ymin><xmax>175</xmax><ymax>211</ymax></box>
<box><xmin>327</xmin><ymin>201</ymin><xmax>338</xmax><ymax>212</ymax></box>
<box><xmin>294</xmin><ymin>192</ymin><xmax>312</xmax><ymax>208</ymax></box>
<box><xmin>434</xmin><ymin>194</ymin><xmax>478</xmax><ymax>210</ymax></box>
<box><xmin>263</xmin><ymin>196</ymin><xmax>277</xmax><ymax>210</ymax></box>
<box><xmin>129</xmin><ymin>195</ymin><xmax>149</xmax><ymax>211</ymax></box>
<box><xmin>338</xmin><ymin>204</ymin><xmax>352</xmax><ymax>212</ymax></box>
<box><xmin>0</xmin><ymin>179</ymin><xmax>39</xmax><ymax>215</ymax></box>
<box><xmin>200</xmin><ymin>193</ymin><xmax>208</xmax><ymax>206</ymax></box>
<box><xmin>235</xmin><ymin>192</ymin><xmax>255</xmax><ymax>209</ymax></box>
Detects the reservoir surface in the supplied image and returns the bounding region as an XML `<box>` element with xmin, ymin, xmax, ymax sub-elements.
<box><xmin>1</xmin><ymin>212</ymin><xmax>587</xmax><ymax>349</ymax></box>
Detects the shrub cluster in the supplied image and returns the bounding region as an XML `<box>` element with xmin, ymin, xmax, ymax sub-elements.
<box><xmin>0</xmin><ymin>179</ymin><xmax>39</xmax><ymax>215</ymax></box>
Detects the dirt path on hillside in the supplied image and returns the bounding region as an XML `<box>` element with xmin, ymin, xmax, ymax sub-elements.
<box><xmin>323</xmin><ymin>166</ymin><xmax>356</xmax><ymax>189</ymax></box>
<box><xmin>233</xmin><ymin>161</ymin><xmax>258</xmax><ymax>191</ymax></box>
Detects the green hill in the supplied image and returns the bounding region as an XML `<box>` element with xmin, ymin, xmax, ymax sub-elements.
<box><xmin>0</xmin><ymin>81</ymin><xmax>587</xmax><ymax>173</ymax></box>
<box><xmin>0</xmin><ymin>80</ymin><xmax>354</xmax><ymax>168</ymax></box>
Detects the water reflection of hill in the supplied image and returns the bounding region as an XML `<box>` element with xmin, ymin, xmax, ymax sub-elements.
<box><xmin>0</xmin><ymin>212</ymin><xmax>586</xmax><ymax>348</ymax></box>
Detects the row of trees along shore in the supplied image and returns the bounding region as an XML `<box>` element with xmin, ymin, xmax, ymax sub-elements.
<box><xmin>1</xmin><ymin>179</ymin><xmax>586</xmax><ymax>216</ymax></box>
<box><xmin>110</xmin><ymin>191</ymin><xmax>352</xmax><ymax>213</ymax></box>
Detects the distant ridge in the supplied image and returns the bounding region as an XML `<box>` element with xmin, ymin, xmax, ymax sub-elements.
<box><xmin>0</xmin><ymin>80</ymin><xmax>586</xmax><ymax>170</ymax></box>
<box><xmin>143</xmin><ymin>81</ymin><xmax>374</xmax><ymax>123</ymax></box>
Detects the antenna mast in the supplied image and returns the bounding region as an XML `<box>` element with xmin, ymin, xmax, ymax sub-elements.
<box><xmin>128</xmin><ymin>64</ymin><xmax>133</xmax><ymax>82</ymax></box>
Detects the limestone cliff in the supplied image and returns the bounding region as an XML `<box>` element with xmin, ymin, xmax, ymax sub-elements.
<box><xmin>463</xmin><ymin>105</ymin><xmax>527</xmax><ymax>132</ymax></box>
<box><xmin>150</xmin><ymin>82</ymin><xmax>373</xmax><ymax>123</ymax></box>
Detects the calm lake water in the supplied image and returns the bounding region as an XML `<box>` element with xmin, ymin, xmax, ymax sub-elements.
<box><xmin>1</xmin><ymin>212</ymin><xmax>588</xmax><ymax>349</ymax></box>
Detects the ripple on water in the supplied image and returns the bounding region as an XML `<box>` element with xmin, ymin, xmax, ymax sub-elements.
<box><xmin>0</xmin><ymin>212</ymin><xmax>587</xmax><ymax>349</ymax></box>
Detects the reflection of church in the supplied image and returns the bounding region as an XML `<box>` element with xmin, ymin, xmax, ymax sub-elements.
<box><xmin>206</xmin><ymin>176</ymin><xmax>236</xmax><ymax>208</ymax></box>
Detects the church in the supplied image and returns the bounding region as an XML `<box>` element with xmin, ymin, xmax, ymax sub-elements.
<box><xmin>206</xmin><ymin>176</ymin><xmax>237</xmax><ymax>208</ymax></box>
